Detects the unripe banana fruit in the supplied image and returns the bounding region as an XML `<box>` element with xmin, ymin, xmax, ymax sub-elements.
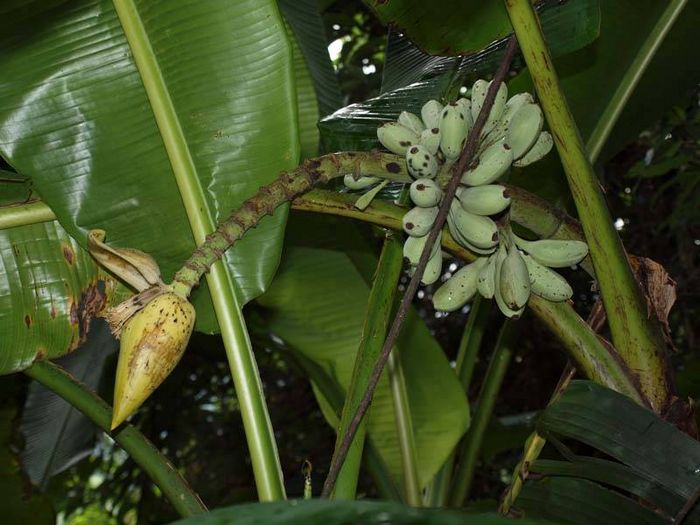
<box><xmin>499</xmin><ymin>245</ymin><xmax>531</xmax><ymax>310</ymax></box>
<box><xmin>470</xmin><ymin>79</ymin><xmax>489</xmax><ymax>121</ymax></box>
<box><xmin>343</xmin><ymin>174</ymin><xmax>380</xmax><ymax>190</ymax></box>
<box><xmin>484</xmin><ymin>82</ymin><xmax>508</xmax><ymax>135</ymax></box>
<box><xmin>403</xmin><ymin>232</ymin><xmax>442</xmax><ymax>266</ymax></box>
<box><xmin>433</xmin><ymin>257</ymin><xmax>487</xmax><ymax>312</ymax></box>
<box><xmin>523</xmin><ymin>254</ymin><xmax>573</xmax><ymax>302</ymax></box>
<box><xmin>422</xmin><ymin>249</ymin><xmax>443</xmax><ymax>285</ymax></box>
<box><xmin>377</xmin><ymin>122</ymin><xmax>420</xmax><ymax>155</ymax></box>
<box><xmin>461</xmin><ymin>141</ymin><xmax>513</xmax><ymax>186</ymax></box>
<box><xmin>493</xmin><ymin>245</ymin><xmax>525</xmax><ymax>319</ymax></box>
<box><xmin>448</xmin><ymin>200</ymin><xmax>499</xmax><ymax>250</ymax></box>
<box><xmin>477</xmin><ymin>254</ymin><xmax>497</xmax><ymax>299</ymax></box>
<box><xmin>419</xmin><ymin>127</ymin><xmax>441</xmax><ymax>155</ymax></box>
<box><xmin>398</xmin><ymin>111</ymin><xmax>425</xmax><ymax>135</ymax></box>
<box><xmin>482</xmin><ymin>92</ymin><xmax>535</xmax><ymax>147</ymax></box>
<box><xmin>457</xmin><ymin>184</ymin><xmax>511</xmax><ymax>216</ymax></box>
<box><xmin>406</xmin><ymin>145</ymin><xmax>439</xmax><ymax>178</ymax></box>
<box><xmin>512</xmin><ymin>235</ymin><xmax>589</xmax><ymax>268</ymax></box>
<box><xmin>421</xmin><ymin>100</ymin><xmax>443</xmax><ymax>130</ymax></box>
<box><xmin>112</xmin><ymin>292</ymin><xmax>195</xmax><ymax>429</ymax></box>
<box><xmin>410</xmin><ymin>178</ymin><xmax>442</xmax><ymax>207</ymax></box>
<box><xmin>513</xmin><ymin>131</ymin><xmax>553</xmax><ymax>167</ymax></box>
<box><xmin>402</xmin><ymin>206</ymin><xmax>438</xmax><ymax>237</ymax></box>
<box><xmin>506</xmin><ymin>103</ymin><xmax>543</xmax><ymax>160</ymax></box>
<box><xmin>440</xmin><ymin>103</ymin><xmax>470</xmax><ymax>159</ymax></box>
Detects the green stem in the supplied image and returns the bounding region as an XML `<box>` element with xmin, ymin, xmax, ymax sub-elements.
<box><xmin>387</xmin><ymin>350</ymin><xmax>422</xmax><ymax>506</ymax></box>
<box><xmin>498</xmin><ymin>363</ymin><xmax>576</xmax><ymax>515</ymax></box>
<box><xmin>111</xmin><ymin>0</ymin><xmax>285</xmax><ymax>500</ymax></box>
<box><xmin>171</xmin><ymin>153</ymin><xmax>409</xmax><ymax>296</ymax></box>
<box><xmin>504</xmin><ymin>0</ymin><xmax>671</xmax><ymax>412</ymax></box>
<box><xmin>330</xmin><ymin>233</ymin><xmax>405</xmax><ymax>499</ymax></box>
<box><xmin>24</xmin><ymin>360</ymin><xmax>206</xmax><ymax>517</ymax></box>
<box><xmin>455</xmin><ymin>296</ymin><xmax>492</xmax><ymax>391</ymax></box>
<box><xmin>425</xmin><ymin>296</ymin><xmax>492</xmax><ymax>507</ymax></box>
<box><xmin>586</xmin><ymin>0</ymin><xmax>688</xmax><ymax>162</ymax></box>
<box><xmin>0</xmin><ymin>201</ymin><xmax>55</xmax><ymax>230</ymax></box>
<box><xmin>449</xmin><ymin>320</ymin><xmax>516</xmax><ymax>506</ymax></box>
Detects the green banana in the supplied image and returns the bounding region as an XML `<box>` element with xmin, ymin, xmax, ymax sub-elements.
<box><xmin>523</xmin><ymin>254</ymin><xmax>573</xmax><ymax>302</ymax></box>
<box><xmin>439</xmin><ymin>103</ymin><xmax>470</xmax><ymax>159</ymax></box>
<box><xmin>432</xmin><ymin>257</ymin><xmax>487</xmax><ymax>312</ymax></box>
<box><xmin>512</xmin><ymin>235</ymin><xmax>589</xmax><ymax>268</ymax></box>
<box><xmin>343</xmin><ymin>174</ymin><xmax>380</xmax><ymax>190</ymax></box>
<box><xmin>461</xmin><ymin>141</ymin><xmax>513</xmax><ymax>186</ymax></box>
<box><xmin>447</xmin><ymin>200</ymin><xmax>499</xmax><ymax>250</ymax></box>
<box><xmin>477</xmin><ymin>253</ymin><xmax>497</xmax><ymax>299</ymax></box>
<box><xmin>402</xmin><ymin>205</ymin><xmax>438</xmax><ymax>237</ymax></box>
<box><xmin>483</xmin><ymin>82</ymin><xmax>508</xmax><ymax>135</ymax></box>
<box><xmin>499</xmin><ymin>244</ymin><xmax>531</xmax><ymax>310</ymax></box>
<box><xmin>403</xmin><ymin>231</ymin><xmax>442</xmax><ymax>266</ymax></box>
<box><xmin>457</xmin><ymin>184</ymin><xmax>511</xmax><ymax>216</ymax></box>
<box><xmin>482</xmin><ymin>92</ymin><xmax>535</xmax><ymax>148</ymax></box>
<box><xmin>422</xmin><ymin>248</ymin><xmax>443</xmax><ymax>285</ymax></box>
<box><xmin>377</xmin><ymin>121</ymin><xmax>420</xmax><ymax>155</ymax></box>
<box><xmin>421</xmin><ymin>99</ymin><xmax>443</xmax><ymax>130</ymax></box>
<box><xmin>493</xmin><ymin>244</ymin><xmax>526</xmax><ymax>319</ymax></box>
<box><xmin>410</xmin><ymin>178</ymin><xmax>442</xmax><ymax>207</ymax></box>
<box><xmin>398</xmin><ymin>110</ymin><xmax>425</xmax><ymax>135</ymax></box>
<box><xmin>513</xmin><ymin>131</ymin><xmax>553</xmax><ymax>167</ymax></box>
<box><xmin>506</xmin><ymin>103</ymin><xmax>543</xmax><ymax>160</ymax></box>
<box><xmin>470</xmin><ymin>79</ymin><xmax>489</xmax><ymax>121</ymax></box>
<box><xmin>419</xmin><ymin>127</ymin><xmax>441</xmax><ymax>155</ymax></box>
<box><xmin>406</xmin><ymin>144</ymin><xmax>438</xmax><ymax>178</ymax></box>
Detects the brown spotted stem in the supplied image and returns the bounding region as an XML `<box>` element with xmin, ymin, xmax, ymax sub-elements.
<box><xmin>170</xmin><ymin>152</ymin><xmax>411</xmax><ymax>297</ymax></box>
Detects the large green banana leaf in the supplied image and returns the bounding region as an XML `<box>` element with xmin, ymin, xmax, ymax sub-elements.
<box><xmin>258</xmin><ymin>215</ymin><xmax>470</xmax><ymax>489</ymax></box>
<box><xmin>0</xmin><ymin>218</ymin><xmax>121</xmax><ymax>373</ymax></box>
<box><xmin>0</xmin><ymin>0</ymin><xmax>299</xmax><ymax>333</ymax></box>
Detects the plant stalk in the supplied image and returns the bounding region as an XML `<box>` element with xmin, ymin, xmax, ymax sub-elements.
<box><xmin>504</xmin><ymin>0</ymin><xmax>671</xmax><ymax>412</ymax></box>
<box><xmin>330</xmin><ymin>233</ymin><xmax>404</xmax><ymax>500</ymax></box>
<box><xmin>24</xmin><ymin>360</ymin><xmax>206</xmax><ymax>517</ymax></box>
<box><xmin>498</xmin><ymin>362</ymin><xmax>576</xmax><ymax>514</ymax></box>
<box><xmin>320</xmin><ymin>36</ymin><xmax>521</xmax><ymax>498</ymax></box>
<box><xmin>425</xmin><ymin>296</ymin><xmax>491</xmax><ymax>507</ymax></box>
<box><xmin>387</xmin><ymin>349</ymin><xmax>422</xmax><ymax>506</ymax></box>
<box><xmin>449</xmin><ymin>320</ymin><xmax>516</xmax><ymax>506</ymax></box>
<box><xmin>586</xmin><ymin>0</ymin><xmax>688</xmax><ymax>163</ymax></box>
<box><xmin>111</xmin><ymin>0</ymin><xmax>286</xmax><ymax>500</ymax></box>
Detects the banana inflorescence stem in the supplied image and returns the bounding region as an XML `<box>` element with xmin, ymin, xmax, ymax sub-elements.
<box><xmin>320</xmin><ymin>36</ymin><xmax>521</xmax><ymax>498</ymax></box>
<box><xmin>171</xmin><ymin>152</ymin><xmax>410</xmax><ymax>297</ymax></box>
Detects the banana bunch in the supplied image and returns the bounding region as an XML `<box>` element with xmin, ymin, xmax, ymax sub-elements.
<box><xmin>433</xmin><ymin>227</ymin><xmax>589</xmax><ymax>317</ymax></box>
<box><xmin>402</xmin><ymin>178</ymin><xmax>444</xmax><ymax>285</ymax></box>
<box><xmin>370</xmin><ymin>80</ymin><xmax>585</xmax><ymax>318</ymax></box>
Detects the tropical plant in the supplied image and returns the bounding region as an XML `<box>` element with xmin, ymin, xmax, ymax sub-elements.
<box><xmin>0</xmin><ymin>0</ymin><xmax>698</xmax><ymax>523</ymax></box>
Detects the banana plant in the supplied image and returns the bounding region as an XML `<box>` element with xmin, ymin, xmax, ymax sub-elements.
<box><xmin>0</xmin><ymin>0</ymin><xmax>697</xmax><ymax>522</ymax></box>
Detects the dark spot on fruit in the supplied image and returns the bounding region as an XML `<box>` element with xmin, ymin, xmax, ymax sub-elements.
<box><xmin>406</xmin><ymin>223</ymin><xmax>414</xmax><ymax>230</ymax></box>
<box><xmin>459</xmin><ymin>114</ymin><xmax>464</xmax><ymax>120</ymax></box>
<box><xmin>417</xmin><ymin>184</ymin><xmax>425</xmax><ymax>190</ymax></box>
<box><xmin>62</xmin><ymin>244</ymin><xmax>75</xmax><ymax>265</ymax></box>
<box><xmin>432</xmin><ymin>128</ymin><xmax>439</xmax><ymax>133</ymax></box>
<box><xmin>424</xmin><ymin>154</ymin><xmax>429</xmax><ymax>160</ymax></box>
<box><xmin>423</xmin><ymin>162</ymin><xmax>428</xmax><ymax>167</ymax></box>
<box><xmin>24</xmin><ymin>314</ymin><xmax>32</xmax><ymax>328</ymax></box>
<box><xmin>504</xmin><ymin>144</ymin><xmax>511</xmax><ymax>150</ymax></box>
<box><xmin>386</xmin><ymin>162</ymin><xmax>401</xmax><ymax>173</ymax></box>
<box><xmin>410</xmin><ymin>146</ymin><xmax>419</xmax><ymax>154</ymax></box>
<box><xmin>35</xmin><ymin>348</ymin><xmax>47</xmax><ymax>360</ymax></box>
<box><xmin>400</xmin><ymin>141</ymin><xmax>412</xmax><ymax>147</ymax></box>
<box><xmin>492</xmin><ymin>232</ymin><xmax>499</xmax><ymax>241</ymax></box>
